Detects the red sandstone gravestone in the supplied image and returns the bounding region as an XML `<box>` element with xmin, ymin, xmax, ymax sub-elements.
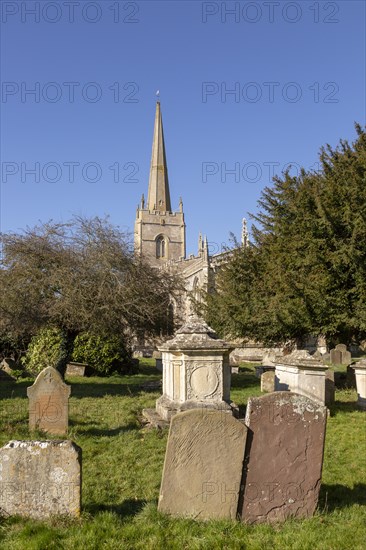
<box><xmin>240</xmin><ymin>392</ymin><xmax>327</xmax><ymax>524</ymax></box>
<box><xmin>27</xmin><ymin>366</ymin><xmax>71</xmax><ymax>435</ymax></box>
<box><xmin>158</xmin><ymin>409</ymin><xmax>247</xmax><ymax>520</ymax></box>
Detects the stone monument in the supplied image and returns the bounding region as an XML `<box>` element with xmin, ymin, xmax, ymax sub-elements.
<box><xmin>352</xmin><ymin>359</ymin><xmax>366</xmax><ymax>409</ymax></box>
<box><xmin>144</xmin><ymin>317</ymin><xmax>236</xmax><ymax>424</ymax></box>
<box><xmin>275</xmin><ymin>350</ymin><xmax>329</xmax><ymax>405</ymax></box>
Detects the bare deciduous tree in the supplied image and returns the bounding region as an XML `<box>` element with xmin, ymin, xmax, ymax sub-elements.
<box><xmin>0</xmin><ymin>216</ymin><xmax>181</xmax><ymax>372</ymax></box>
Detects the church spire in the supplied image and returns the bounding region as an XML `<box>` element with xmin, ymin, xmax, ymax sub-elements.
<box><xmin>147</xmin><ymin>101</ymin><xmax>172</xmax><ymax>212</ymax></box>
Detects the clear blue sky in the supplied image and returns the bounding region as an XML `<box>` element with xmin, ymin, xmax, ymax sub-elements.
<box><xmin>1</xmin><ymin>0</ymin><xmax>365</xmax><ymax>255</ymax></box>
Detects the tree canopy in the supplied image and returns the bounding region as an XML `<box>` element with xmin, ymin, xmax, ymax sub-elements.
<box><xmin>205</xmin><ymin>124</ymin><xmax>366</xmax><ymax>345</ymax></box>
<box><xmin>0</xmin><ymin>216</ymin><xmax>180</xmax><ymax>370</ymax></box>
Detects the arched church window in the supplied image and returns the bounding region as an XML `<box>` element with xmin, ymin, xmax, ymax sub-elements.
<box><xmin>156</xmin><ymin>236</ymin><xmax>166</xmax><ymax>258</ymax></box>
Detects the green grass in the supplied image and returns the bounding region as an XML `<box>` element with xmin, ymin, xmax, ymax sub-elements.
<box><xmin>0</xmin><ymin>361</ymin><xmax>365</xmax><ymax>550</ymax></box>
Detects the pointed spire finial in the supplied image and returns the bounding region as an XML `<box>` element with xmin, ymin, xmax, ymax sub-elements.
<box><xmin>242</xmin><ymin>218</ymin><xmax>249</xmax><ymax>247</ymax></box>
<box><xmin>203</xmin><ymin>235</ymin><xmax>209</xmax><ymax>260</ymax></box>
<box><xmin>147</xmin><ymin>101</ymin><xmax>171</xmax><ymax>212</ymax></box>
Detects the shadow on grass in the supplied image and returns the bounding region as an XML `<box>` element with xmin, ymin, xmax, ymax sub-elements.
<box><xmin>69</xmin><ymin>382</ymin><xmax>142</xmax><ymax>399</ymax></box>
<box><xmin>71</xmin><ymin>421</ymin><xmax>138</xmax><ymax>437</ymax></box>
<box><xmin>0</xmin><ymin>381</ymin><xmax>30</xmax><ymax>399</ymax></box>
<box><xmin>85</xmin><ymin>499</ymin><xmax>147</xmax><ymax>518</ymax></box>
<box><xmin>328</xmin><ymin>400</ymin><xmax>359</xmax><ymax>415</ymax></box>
<box><xmin>320</xmin><ymin>483</ymin><xmax>366</xmax><ymax>511</ymax></box>
<box><xmin>231</xmin><ymin>373</ymin><xmax>259</xmax><ymax>391</ymax></box>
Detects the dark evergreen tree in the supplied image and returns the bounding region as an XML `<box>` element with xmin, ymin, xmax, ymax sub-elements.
<box><xmin>206</xmin><ymin>125</ymin><xmax>366</xmax><ymax>344</ymax></box>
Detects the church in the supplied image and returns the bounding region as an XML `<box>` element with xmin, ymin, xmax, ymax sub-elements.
<box><xmin>134</xmin><ymin>101</ymin><xmax>249</xmax><ymax>325</ymax></box>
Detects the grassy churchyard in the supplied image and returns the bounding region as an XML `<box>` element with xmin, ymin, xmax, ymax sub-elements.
<box><xmin>0</xmin><ymin>360</ymin><xmax>365</xmax><ymax>550</ymax></box>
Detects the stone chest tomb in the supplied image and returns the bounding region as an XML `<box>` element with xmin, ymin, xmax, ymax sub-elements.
<box><xmin>155</xmin><ymin>317</ymin><xmax>237</xmax><ymax>421</ymax></box>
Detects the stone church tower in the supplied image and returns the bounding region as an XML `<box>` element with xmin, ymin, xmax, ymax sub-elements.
<box><xmin>134</xmin><ymin>102</ymin><xmax>186</xmax><ymax>267</ymax></box>
<box><xmin>134</xmin><ymin>101</ymin><xmax>244</xmax><ymax>325</ymax></box>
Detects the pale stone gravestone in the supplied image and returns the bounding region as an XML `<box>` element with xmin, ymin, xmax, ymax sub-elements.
<box><xmin>240</xmin><ymin>392</ymin><xmax>327</xmax><ymax>524</ymax></box>
<box><xmin>27</xmin><ymin>366</ymin><xmax>71</xmax><ymax>435</ymax></box>
<box><xmin>65</xmin><ymin>362</ymin><xmax>87</xmax><ymax>377</ymax></box>
<box><xmin>352</xmin><ymin>359</ymin><xmax>366</xmax><ymax>410</ymax></box>
<box><xmin>0</xmin><ymin>440</ymin><xmax>81</xmax><ymax>519</ymax></box>
<box><xmin>261</xmin><ymin>371</ymin><xmax>275</xmax><ymax>393</ymax></box>
<box><xmin>158</xmin><ymin>409</ymin><xmax>247</xmax><ymax>520</ymax></box>
<box><xmin>256</xmin><ymin>365</ymin><xmax>276</xmax><ymax>378</ymax></box>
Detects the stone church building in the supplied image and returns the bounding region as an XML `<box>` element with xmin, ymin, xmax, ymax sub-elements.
<box><xmin>134</xmin><ymin>101</ymin><xmax>248</xmax><ymax>325</ymax></box>
<box><xmin>133</xmin><ymin>102</ymin><xmax>326</xmax><ymax>360</ymax></box>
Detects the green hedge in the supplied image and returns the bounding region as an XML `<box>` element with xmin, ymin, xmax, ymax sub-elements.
<box><xmin>21</xmin><ymin>327</ymin><xmax>62</xmax><ymax>374</ymax></box>
<box><xmin>21</xmin><ymin>328</ymin><xmax>136</xmax><ymax>376</ymax></box>
<box><xmin>72</xmin><ymin>333</ymin><xmax>134</xmax><ymax>375</ymax></box>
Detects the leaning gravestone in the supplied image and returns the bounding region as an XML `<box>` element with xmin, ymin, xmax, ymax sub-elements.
<box><xmin>158</xmin><ymin>409</ymin><xmax>247</xmax><ymax>520</ymax></box>
<box><xmin>0</xmin><ymin>440</ymin><xmax>81</xmax><ymax>519</ymax></box>
<box><xmin>240</xmin><ymin>392</ymin><xmax>327</xmax><ymax>524</ymax></box>
<box><xmin>27</xmin><ymin>366</ymin><xmax>71</xmax><ymax>435</ymax></box>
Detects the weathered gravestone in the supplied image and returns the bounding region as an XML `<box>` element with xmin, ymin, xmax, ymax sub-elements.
<box><xmin>27</xmin><ymin>366</ymin><xmax>71</xmax><ymax>435</ymax></box>
<box><xmin>240</xmin><ymin>392</ymin><xmax>327</xmax><ymax>524</ymax></box>
<box><xmin>261</xmin><ymin>371</ymin><xmax>275</xmax><ymax>393</ymax></box>
<box><xmin>330</xmin><ymin>348</ymin><xmax>342</xmax><ymax>365</ymax></box>
<box><xmin>0</xmin><ymin>440</ymin><xmax>81</xmax><ymax>519</ymax></box>
<box><xmin>158</xmin><ymin>409</ymin><xmax>247</xmax><ymax>520</ymax></box>
<box><xmin>330</xmin><ymin>344</ymin><xmax>351</xmax><ymax>365</ymax></box>
<box><xmin>65</xmin><ymin>362</ymin><xmax>88</xmax><ymax>377</ymax></box>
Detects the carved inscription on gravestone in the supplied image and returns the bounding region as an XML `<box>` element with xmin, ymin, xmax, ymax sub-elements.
<box><xmin>240</xmin><ymin>392</ymin><xmax>327</xmax><ymax>524</ymax></box>
<box><xmin>27</xmin><ymin>367</ymin><xmax>71</xmax><ymax>435</ymax></box>
<box><xmin>0</xmin><ymin>440</ymin><xmax>81</xmax><ymax>519</ymax></box>
<box><xmin>159</xmin><ymin>409</ymin><xmax>247</xmax><ymax>520</ymax></box>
